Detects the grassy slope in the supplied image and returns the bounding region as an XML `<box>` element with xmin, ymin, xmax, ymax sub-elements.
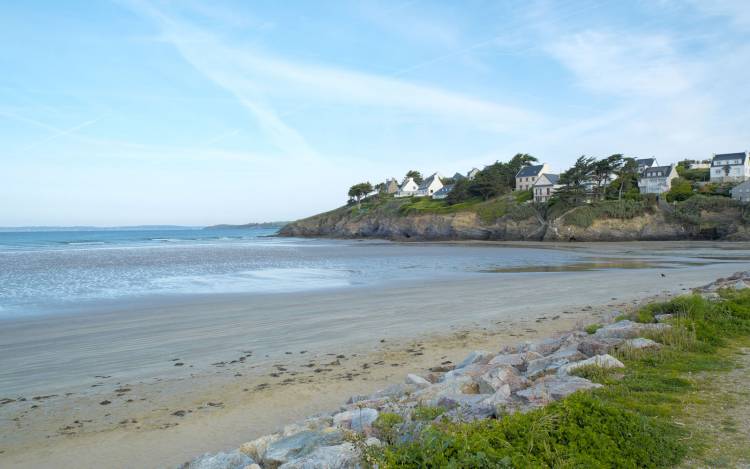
<box><xmin>364</xmin><ymin>290</ymin><xmax>750</xmax><ymax>468</ymax></box>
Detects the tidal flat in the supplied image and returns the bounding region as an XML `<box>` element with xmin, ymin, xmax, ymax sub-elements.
<box><xmin>1</xmin><ymin>241</ymin><xmax>750</xmax><ymax>468</ymax></box>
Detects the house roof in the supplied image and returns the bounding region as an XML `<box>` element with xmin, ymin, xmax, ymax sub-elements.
<box><xmin>452</xmin><ymin>172</ymin><xmax>466</xmax><ymax>181</ymax></box>
<box><xmin>713</xmin><ymin>152</ymin><xmax>747</xmax><ymax>164</ymax></box>
<box><xmin>641</xmin><ymin>165</ymin><xmax>675</xmax><ymax>178</ymax></box>
<box><xmin>418</xmin><ymin>173</ymin><xmax>441</xmax><ymax>190</ymax></box>
<box><xmin>635</xmin><ymin>158</ymin><xmax>655</xmax><ymax>167</ymax></box>
<box><xmin>434</xmin><ymin>185</ymin><xmax>454</xmax><ymax>195</ymax></box>
<box><xmin>516</xmin><ymin>164</ymin><xmax>545</xmax><ymax>178</ymax></box>
<box><xmin>535</xmin><ymin>173</ymin><xmax>560</xmax><ymax>185</ymax></box>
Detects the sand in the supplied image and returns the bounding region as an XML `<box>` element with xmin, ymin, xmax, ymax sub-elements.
<box><xmin>1</xmin><ymin>241</ymin><xmax>749</xmax><ymax>468</ymax></box>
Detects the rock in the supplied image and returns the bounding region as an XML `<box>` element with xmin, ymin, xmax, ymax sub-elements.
<box><xmin>577</xmin><ymin>337</ymin><xmax>623</xmax><ymax>357</ymax></box>
<box><xmin>440</xmin><ymin>363</ymin><xmax>492</xmax><ymax>382</ymax></box>
<box><xmin>593</xmin><ymin>320</ymin><xmax>671</xmax><ymax>339</ymax></box>
<box><xmin>437</xmin><ymin>394</ymin><xmax>496</xmax><ymax>421</ymax></box>
<box><xmin>246</xmin><ymin>465</ymin><xmax>261</xmax><ymax>469</ymax></box>
<box><xmin>263</xmin><ymin>429</ymin><xmax>344</xmax><ymax>468</ymax></box>
<box><xmin>734</xmin><ymin>280</ymin><xmax>748</xmax><ymax>290</ymax></box>
<box><xmin>517</xmin><ymin>376</ymin><xmax>602</xmax><ymax>403</ymax></box>
<box><xmin>333</xmin><ymin>408</ymin><xmax>378</xmax><ymax>433</ymax></box>
<box><xmin>369</xmin><ymin>383</ymin><xmax>415</xmax><ymax>400</ymax></box>
<box><xmin>364</xmin><ymin>437</ymin><xmax>382</xmax><ymax>447</ymax></box>
<box><xmin>405</xmin><ymin>374</ymin><xmax>430</xmax><ymax>388</ymax></box>
<box><xmin>525</xmin><ymin>346</ymin><xmax>586</xmax><ymax>379</ymax></box>
<box><xmin>482</xmin><ymin>384</ymin><xmax>511</xmax><ymax>404</ymax></box>
<box><xmin>456</xmin><ymin>350</ymin><xmax>495</xmax><ymax>369</ymax></box>
<box><xmin>278</xmin><ymin>443</ymin><xmax>359</xmax><ymax>469</ymax></box>
<box><xmin>527</xmin><ymin>337</ymin><xmax>564</xmax><ymax>356</ymax></box>
<box><xmin>654</xmin><ymin>314</ymin><xmax>673</xmax><ymax>323</ymax></box>
<box><xmin>241</xmin><ymin>434</ymin><xmax>281</xmax><ymax>462</ymax></box>
<box><xmin>476</xmin><ymin>365</ymin><xmax>529</xmax><ymax>393</ymax></box>
<box><xmin>413</xmin><ymin>376</ymin><xmax>479</xmax><ymax>406</ymax></box>
<box><xmin>622</xmin><ymin>337</ymin><xmax>661</xmax><ymax>350</ymax></box>
<box><xmin>488</xmin><ymin>351</ymin><xmax>542</xmax><ymax>371</ymax></box>
<box><xmin>557</xmin><ymin>354</ymin><xmax>625</xmax><ymax>376</ymax></box>
<box><xmin>183</xmin><ymin>450</ymin><xmax>254</xmax><ymax>469</ymax></box>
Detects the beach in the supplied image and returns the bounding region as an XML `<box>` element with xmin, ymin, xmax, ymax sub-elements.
<box><xmin>2</xmin><ymin>240</ymin><xmax>750</xmax><ymax>467</ymax></box>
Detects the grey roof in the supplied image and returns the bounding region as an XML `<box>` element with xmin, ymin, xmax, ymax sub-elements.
<box><xmin>635</xmin><ymin>158</ymin><xmax>655</xmax><ymax>167</ymax></box>
<box><xmin>418</xmin><ymin>173</ymin><xmax>441</xmax><ymax>190</ymax></box>
<box><xmin>713</xmin><ymin>152</ymin><xmax>747</xmax><ymax>164</ymax></box>
<box><xmin>641</xmin><ymin>165</ymin><xmax>674</xmax><ymax>178</ymax></box>
<box><xmin>515</xmin><ymin>164</ymin><xmax>545</xmax><ymax>178</ymax></box>
<box><xmin>434</xmin><ymin>185</ymin><xmax>454</xmax><ymax>195</ymax></box>
<box><xmin>539</xmin><ymin>173</ymin><xmax>560</xmax><ymax>185</ymax></box>
<box><xmin>452</xmin><ymin>172</ymin><xmax>466</xmax><ymax>180</ymax></box>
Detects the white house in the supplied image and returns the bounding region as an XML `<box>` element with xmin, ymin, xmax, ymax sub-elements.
<box><xmin>635</xmin><ymin>158</ymin><xmax>657</xmax><ymax>174</ymax></box>
<box><xmin>515</xmin><ymin>163</ymin><xmax>550</xmax><ymax>191</ymax></box>
<box><xmin>532</xmin><ymin>174</ymin><xmax>562</xmax><ymax>203</ymax></box>
<box><xmin>467</xmin><ymin>168</ymin><xmax>480</xmax><ymax>180</ymax></box>
<box><xmin>394</xmin><ymin>177</ymin><xmax>420</xmax><ymax>197</ymax></box>
<box><xmin>710</xmin><ymin>152</ymin><xmax>750</xmax><ymax>183</ymax></box>
<box><xmin>732</xmin><ymin>180</ymin><xmax>750</xmax><ymax>202</ymax></box>
<box><xmin>638</xmin><ymin>164</ymin><xmax>678</xmax><ymax>194</ymax></box>
<box><xmin>432</xmin><ymin>184</ymin><xmax>454</xmax><ymax>200</ymax></box>
<box><xmin>416</xmin><ymin>173</ymin><xmax>443</xmax><ymax>197</ymax></box>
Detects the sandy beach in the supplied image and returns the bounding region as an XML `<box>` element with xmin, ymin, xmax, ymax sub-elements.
<box><xmin>2</xmin><ymin>241</ymin><xmax>750</xmax><ymax>468</ymax></box>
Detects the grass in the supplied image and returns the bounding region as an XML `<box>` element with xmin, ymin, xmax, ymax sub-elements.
<box><xmin>584</xmin><ymin>323</ymin><xmax>602</xmax><ymax>335</ymax></box>
<box><xmin>394</xmin><ymin>194</ymin><xmax>539</xmax><ymax>225</ymax></box>
<box><xmin>365</xmin><ymin>289</ymin><xmax>750</xmax><ymax>468</ymax></box>
<box><xmin>562</xmin><ymin>199</ymin><xmax>651</xmax><ymax>228</ymax></box>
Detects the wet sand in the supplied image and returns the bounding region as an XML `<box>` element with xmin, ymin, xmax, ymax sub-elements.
<box><xmin>1</xmin><ymin>241</ymin><xmax>750</xmax><ymax>468</ymax></box>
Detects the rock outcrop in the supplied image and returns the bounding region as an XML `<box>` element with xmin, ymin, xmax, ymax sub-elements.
<box><xmin>279</xmin><ymin>196</ymin><xmax>750</xmax><ymax>242</ymax></box>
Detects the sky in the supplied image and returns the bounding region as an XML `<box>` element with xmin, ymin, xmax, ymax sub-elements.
<box><xmin>1</xmin><ymin>0</ymin><xmax>749</xmax><ymax>226</ymax></box>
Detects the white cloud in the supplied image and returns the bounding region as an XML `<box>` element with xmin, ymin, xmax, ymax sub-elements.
<box><xmin>547</xmin><ymin>31</ymin><xmax>696</xmax><ymax>97</ymax></box>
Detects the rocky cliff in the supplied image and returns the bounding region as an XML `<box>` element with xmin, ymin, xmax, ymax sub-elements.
<box><xmin>278</xmin><ymin>196</ymin><xmax>750</xmax><ymax>242</ymax></box>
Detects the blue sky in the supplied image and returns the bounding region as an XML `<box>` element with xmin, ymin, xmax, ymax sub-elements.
<box><xmin>1</xmin><ymin>0</ymin><xmax>749</xmax><ymax>226</ymax></box>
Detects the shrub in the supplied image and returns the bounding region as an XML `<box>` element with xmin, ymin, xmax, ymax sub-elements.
<box><xmin>373</xmin><ymin>412</ymin><xmax>404</xmax><ymax>444</ymax></box>
<box><xmin>562</xmin><ymin>200</ymin><xmax>648</xmax><ymax>228</ymax></box>
<box><xmin>585</xmin><ymin>323</ymin><xmax>602</xmax><ymax>334</ymax></box>
<box><xmin>411</xmin><ymin>405</ymin><xmax>445</xmax><ymax>422</ymax></box>
<box><xmin>374</xmin><ymin>393</ymin><xmax>685</xmax><ymax>468</ymax></box>
<box><xmin>673</xmin><ymin>195</ymin><xmax>742</xmax><ymax>224</ymax></box>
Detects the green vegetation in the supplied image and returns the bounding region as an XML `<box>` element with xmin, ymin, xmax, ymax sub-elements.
<box><xmin>447</xmin><ymin>154</ymin><xmax>537</xmax><ymax>204</ymax></box>
<box><xmin>373</xmin><ymin>412</ymin><xmax>405</xmax><ymax>445</ymax></box>
<box><xmin>562</xmin><ymin>199</ymin><xmax>651</xmax><ymax>228</ymax></box>
<box><xmin>584</xmin><ymin>323</ymin><xmax>602</xmax><ymax>335</ymax></box>
<box><xmin>348</xmin><ymin>182</ymin><xmax>373</xmax><ymax>208</ymax></box>
<box><xmin>665</xmin><ymin>176</ymin><xmax>694</xmax><ymax>202</ymax></box>
<box><xmin>672</xmin><ymin>195</ymin><xmax>743</xmax><ymax>225</ymax></box>
<box><xmin>367</xmin><ymin>289</ymin><xmax>750</xmax><ymax>468</ymax></box>
<box><xmin>676</xmin><ymin>163</ymin><xmax>710</xmax><ymax>182</ymax></box>
<box><xmin>411</xmin><ymin>405</ymin><xmax>446</xmax><ymax>422</ymax></box>
<box><xmin>394</xmin><ymin>194</ymin><xmax>539</xmax><ymax>225</ymax></box>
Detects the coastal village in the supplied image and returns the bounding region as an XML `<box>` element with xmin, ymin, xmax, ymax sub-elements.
<box><xmin>357</xmin><ymin>151</ymin><xmax>750</xmax><ymax>205</ymax></box>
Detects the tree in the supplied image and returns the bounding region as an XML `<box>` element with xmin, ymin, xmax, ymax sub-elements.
<box><xmin>445</xmin><ymin>153</ymin><xmax>538</xmax><ymax>204</ymax></box>
<box><xmin>591</xmin><ymin>154</ymin><xmax>623</xmax><ymax>200</ymax></box>
<box><xmin>665</xmin><ymin>177</ymin><xmax>694</xmax><ymax>202</ymax></box>
<box><xmin>612</xmin><ymin>157</ymin><xmax>638</xmax><ymax>201</ymax></box>
<box><xmin>405</xmin><ymin>170</ymin><xmax>423</xmax><ymax>185</ymax></box>
<box><xmin>556</xmin><ymin>155</ymin><xmax>596</xmax><ymax>205</ymax></box>
<box><xmin>347</xmin><ymin>182</ymin><xmax>373</xmax><ymax>208</ymax></box>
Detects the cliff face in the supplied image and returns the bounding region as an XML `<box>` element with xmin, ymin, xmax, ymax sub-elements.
<box><xmin>279</xmin><ymin>198</ymin><xmax>750</xmax><ymax>242</ymax></box>
<box><xmin>279</xmin><ymin>209</ymin><xmax>546</xmax><ymax>241</ymax></box>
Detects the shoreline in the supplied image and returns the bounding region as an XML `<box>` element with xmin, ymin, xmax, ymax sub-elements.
<box><xmin>2</xmin><ymin>243</ymin><xmax>750</xmax><ymax>467</ymax></box>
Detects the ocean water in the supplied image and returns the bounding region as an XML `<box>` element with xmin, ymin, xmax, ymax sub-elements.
<box><xmin>0</xmin><ymin>227</ymin><xmax>588</xmax><ymax>318</ymax></box>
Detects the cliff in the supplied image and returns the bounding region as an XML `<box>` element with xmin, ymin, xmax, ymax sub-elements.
<box><xmin>278</xmin><ymin>195</ymin><xmax>750</xmax><ymax>242</ymax></box>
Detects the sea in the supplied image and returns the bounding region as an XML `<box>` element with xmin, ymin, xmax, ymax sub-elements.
<box><xmin>0</xmin><ymin>227</ymin><xmax>589</xmax><ymax>319</ymax></box>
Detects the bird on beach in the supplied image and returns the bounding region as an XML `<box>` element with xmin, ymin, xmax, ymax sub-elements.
<box><xmin>660</xmin><ymin>273</ymin><xmax>666</xmax><ymax>278</ymax></box>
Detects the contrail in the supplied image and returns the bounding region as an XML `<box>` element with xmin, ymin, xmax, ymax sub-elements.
<box><xmin>20</xmin><ymin>114</ymin><xmax>108</xmax><ymax>151</ymax></box>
